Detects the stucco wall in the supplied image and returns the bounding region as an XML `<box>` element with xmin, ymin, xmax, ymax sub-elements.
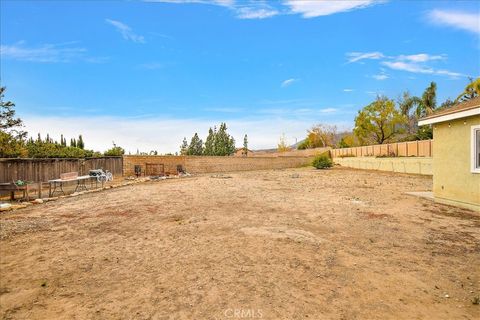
<box><xmin>432</xmin><ymin>115</ymin><xmax>480</xmax><ymax>210</ymax></box>
<box><xmin>123</xmin><ymin>155</ymin><xmax>314</xmax><ymax>176</ymax></box>
<box><xmin>333</xmin><ymin>157</ymin><xmax>433</xmax><ymax>175</ymax></box>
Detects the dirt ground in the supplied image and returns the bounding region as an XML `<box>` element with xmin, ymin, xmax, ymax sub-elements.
<box><xmin>0</xmin><ymin>167</ymin><xmax>479</xmax><ymax>320</ymax></box>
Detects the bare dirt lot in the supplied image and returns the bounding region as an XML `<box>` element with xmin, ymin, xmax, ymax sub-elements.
<box><xmin>0</xmin><ymin>167</ymin><xmax>479</xmax><ymax>320</ymax></box>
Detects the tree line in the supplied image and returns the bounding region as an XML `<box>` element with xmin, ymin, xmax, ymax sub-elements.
<box><xmin>180</xmin><ymin>123</ymin><xmax>246</xmax><ymax>156</ymax></box>
<box><xmin>0</xmin><ymin>87</ymin><xmax>125</xmax><ymax>158</ymax></box>
<box><xmin>293</xmin><ymin>77</ymin><xmax>479</xmax><ymax>150</ymax></box>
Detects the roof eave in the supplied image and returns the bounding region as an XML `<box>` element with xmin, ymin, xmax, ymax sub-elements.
<box><xmin>418</xmin><ymin>107</ymin><xmax>480</xmax><ymax>126</ymax></box>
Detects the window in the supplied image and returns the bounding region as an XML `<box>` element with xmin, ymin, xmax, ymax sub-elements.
<box><xmin>472</xmin><ymin>125</ymin><xmax>480</xmax><ymax>173</ymax></box>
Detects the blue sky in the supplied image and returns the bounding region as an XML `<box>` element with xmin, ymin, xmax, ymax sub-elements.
<box><xmin>1</xmin><ymin>0</ymin><xmax>479</xmax><ymax>153</ymax></box>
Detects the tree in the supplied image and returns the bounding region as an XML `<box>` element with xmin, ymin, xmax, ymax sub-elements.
<box><xmin>180</xmin><ymin>137</ymin><xmax>189</xmax><ymax>155</ymax></box>
<box><xmin>204</xmin><ymin>127</ymin><xmax>215</xmax><ymax>155</ymax></box>
<box><xmin>354</xmin><ymin>96</ymin><xmax>407</xmax><ymax>145</ymax></box>
<box><xmin>338</xmin><ymin>133</ymin><xmax>358</xmax><ymax>148</ymax></box>
<box><xmin>0</xmin><ymin>87</ymin><xmax>26</xmax><ymax>139</ymax></box>
<box><xmin>0</xmin><ymin>87</ymin><xmax>27</xmax><ymax>157</ymax></box>
<box><xmin>187</xmin><ymin>133</ymin><xmax>203</xmax><ymax>155</ymax></box>
<box><xmin>307</xmin><ymin>124</ymin><xmax>338</xmax><ymax>148</ymax></box>
<box><xmin>277</xmin><ymin>133</ymin><xmax>289</xmax><ymax>152</ymax></box>
<box><xmin>419</xmin><ymin>81</ymin><xmax>437</xmax><ymax>117</ymax></box>
<box><xmin>104</xmin><ymin>142</ymin><xmax>125</xmax><ymax>156</ymax></box>
<box><xmin>77</xmin><ymin>135</ymin><xmax>85</xmax><ymax>149</ymax></box>
<box><xmin>456</xmin><ymin>77</ymin><xmax>480</xmax><ymax>102</ymax></box>
<box><xmin>213</xmin><ymin>123</ymin><xmax>235</xmax><ymax>156</ymax></box>
<box><xmin>242</xmin><ymin>134</ymin><xmax>248</xmax><ymax>156</ymax></box>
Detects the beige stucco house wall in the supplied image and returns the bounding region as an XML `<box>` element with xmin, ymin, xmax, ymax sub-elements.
<box><xmin>419</xmin><ymin>98</ymin><xmax>480</xmax><ymax>211</ymax></box>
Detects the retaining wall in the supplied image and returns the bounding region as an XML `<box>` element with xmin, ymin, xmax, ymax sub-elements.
<box><xmin>333</xmin><ymin>157</ymin><xmax>433</xmax><ymax>175</ymax></box>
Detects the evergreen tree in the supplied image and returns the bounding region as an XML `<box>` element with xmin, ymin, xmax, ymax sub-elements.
<box><xmin>70</xmin><ymin>138</ymin><xmax>77</xmax><ymax>148</ymax></box>
<box><xmin>242</xmin><ymin>134</ymin><xmax>248</xmax><ymax>156</ymax></box>
<box><xmin>204</xmin><ymin>127</ymin><xmax>215</xmax><ymax>156</ymax></box>
<box><xmin>187</xmin><ymin>133</ymin><xmax>203</xmax><ymax>155</ymax></box>
<box><xmin>214</xmin><ymin>123</ymin><xmax>235</xmax><ymax>156</ymax></box>
<box><xmin>77</xmin><ymin>134</ymin><xmax>85</xmax><ymax>149</ymax></box>
<box><xmin>180</xmin><ymin>137</ymin><xmax>189</xmax><ymax>155</ymax></box>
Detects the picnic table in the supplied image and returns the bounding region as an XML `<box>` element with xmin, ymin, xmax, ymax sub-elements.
<box><xmin>48</xmin><ymin>172</ymin><xmax>102</xmax><ymax>197</ymax></box>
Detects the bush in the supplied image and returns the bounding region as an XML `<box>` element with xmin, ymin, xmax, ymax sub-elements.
<box><xmin>312</xmin><ymin>153</ymin><xmax>333</xmax><ymax>169</ymax></box>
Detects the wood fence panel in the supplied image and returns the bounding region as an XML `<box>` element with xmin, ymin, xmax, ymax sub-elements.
<box><xmin>0</xmin><ymin>157</ymin><xmax>122</xmax><ymax>183</ymax></box>
<box><xmin>332</xmin><ymin>140</ymin><xmax>433</xmax><ymax>158</ymax></box>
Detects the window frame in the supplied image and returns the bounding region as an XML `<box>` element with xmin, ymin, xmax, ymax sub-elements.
<box><xmin>472</xmin><ymin>124</ymin><xmax>480</xmax><ymax>174</ymax></box>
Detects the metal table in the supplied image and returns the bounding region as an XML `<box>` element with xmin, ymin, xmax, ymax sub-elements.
<box><xmin>48</xmin><ymin>175</ymin><xmax>96</xmax><ymax>197</ymax></box>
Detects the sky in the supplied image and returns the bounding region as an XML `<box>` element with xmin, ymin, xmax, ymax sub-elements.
<box><xmin>1</xmin><ymin>0</ymin><xmax>479</xmax><ymax>153</ymax></box>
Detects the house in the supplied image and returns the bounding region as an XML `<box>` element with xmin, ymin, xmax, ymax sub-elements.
<box><xmin>418</xmin><ymin>97</ymin><xmax>480</xmax><ymax>211</ymax></box>
<box><xmin>234</xmin><ymin>148</ymin><xmax>254</xmax><ymax>157</ymax></box>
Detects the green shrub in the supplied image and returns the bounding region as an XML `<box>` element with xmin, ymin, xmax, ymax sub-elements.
<box><xmin>312</xmin><ymin>153</ymin><xmax>333</xmax><ymax>169</ymax></box>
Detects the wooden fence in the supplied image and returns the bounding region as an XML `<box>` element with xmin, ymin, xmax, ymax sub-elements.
<box><xmin>0</xmin><ymin>157</ymin><xmax>123</xmax><ymax>183</ymax></box>
<box><xmin>331</xmin><ymin>140</ymin><xmax>433</xmax><ymax>158</ymax></box>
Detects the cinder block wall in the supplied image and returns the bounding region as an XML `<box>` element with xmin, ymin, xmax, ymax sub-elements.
<box><xmin>333</xmin><ymin>157</ymin><xmax>433</xmax><ymax>175</ymax></box>
<box><xmin>123</xmin><ymin>155</ymin><xmax>313</xmax><ymax>176</ymax></box>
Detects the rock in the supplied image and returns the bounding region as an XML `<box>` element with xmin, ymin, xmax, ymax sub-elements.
<box><xmin>445</xmin><ymin>294</ymin><xmax>450</xmax><ymax>298</ymax></box>
<box><xmin>0</xmin><ymin>203</ymin><xmax>13</xmax><ymax>212</ymax></box>
<box><xmin>20</xmin><ymin>202</ymin><xmax>33</xmax><ymax>206</ymax></box>
<box><xmin>32</xmin><ymin>199</ymin><xmax>44</xmax><ymax>204</ymax></box>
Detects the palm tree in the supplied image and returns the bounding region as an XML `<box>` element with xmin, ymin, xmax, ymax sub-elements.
<box><xmin>418</xmin><ymin>82</ymin><xmax>437</xmax><ymax>116</ymax></box>
<box><xmin>456</xmin><ymin>77</ymin><xmax>480</xmax><ymax>102</ymax></box>
<box><xmin>398</xmin><ymin>82</ymin><xmax>437</xmax><ymax>118</ymax></box>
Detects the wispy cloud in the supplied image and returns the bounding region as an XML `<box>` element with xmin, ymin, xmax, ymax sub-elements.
<box><xmin>105</xmin><ymin>19</ymin><xmax>145</xmax><ymax>43</ymax></box>
<box><xmin>281</xmin><ymin>78</ymin><xmax>299</xmax><ymax>87</ymax></box>
<box><xmin>381</xmin><ymin>60</ymin><xmax>463</xmax><ymax>78</ymax></box>
<box><xmin>346</xmin><ymin>51</ymin><xmax>384</xmax><ymax>63</ymax></box>
<box><xmin>284</xmin><ymin>0</ymin><xmax>385</xmax><ymax>18</ymax></box>
<box><xmin>343</xmin><ymin>88</ymin><xmax>354</xmax><ymax>92</ymax></box>
<box><xmin>372</xmin><ymin>73</ymin><xmax>388</xmax><ymax>80</ymax></box>
<box><xmin>0</xmin><ymin>41</ymin><xmax>105</xmax><ymax>63</ymax></box>
<box><xmin>236</xmin><ymin>7</ymin><xmax>279</xmax><ymax>19</ymax></box>
<box><xmin>347</xmin><ymin>51</ymin><xmax>465</xmax><ymax>79</ymax></box>
<box><xmin>427</xmin><ymin>9</ymin><xmax>480</xmax><ymax>35</ymax></box>
<box><xmin>396</xmin><ymin>53</ymin><xmax>445</xmax><ymax>63</ymax></box>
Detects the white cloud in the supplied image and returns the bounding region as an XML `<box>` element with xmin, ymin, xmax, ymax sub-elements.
<box><xmin>343</xmin><ymin>88</ymin><xmax>354</xmax><ymax>92</ymax></box>
<box><xmin>22</xmin><ymin>114</ymin><xmax>348</xmax><ymax>153</ymax></box>
<box><xmin>372</xmin><ymin>74</ymin><xmax>388</xmax><ymax>80</ymax></box>
<box><xmin>347</xmin><ymin>51</ymin><xmax>465</xmax><ymax>79</ymax></box>
<box><xmin>319</xmin><ymin>108</ymin><xmax>337</xmax><ymax>113</ymax></box>
<box><xmin>381</xmin><ymin>60</ymin><xmax>463</xmax><ymax>78</ymax></box>
<box><xmin>281</xmin><ymin>78</ymin><xmax>299</xmax><ymax>87</ymax></box>
<box><xmin>284</xmin><ymin>0</ymin><xmax>384</xmax><ymax>18</ymax></box>
<box><xmin>0</xmin><ymin>42</ymin><xmax>88</xmax><ymax>63</ymax></box>
<box><xmin>346</xmin><ymin>51</ymin><xmax>384</xmax><ymax>63</ymax></box>
<box><xmin>105</xmin><ymin>19</ymin><xmax>145</xmax><ymax>43</ymax></box>
<box><xmin>396</xmin><ymin>53</ymin><xmax>445</xmax><ymax>63</ymax></box>
<box><xmin>236</xmin><ymin>7</ymin><xmax>279</xmax><ymax>19</ymax></box>
<box><xmin>427</xmin><ymin>9</ymin><xmax>480</xmax><ymax>35</ymax></box>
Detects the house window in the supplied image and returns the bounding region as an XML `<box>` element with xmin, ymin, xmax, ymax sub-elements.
<box><xmin>473</xmin><ymin>125</ymin><xmax>480</xmax><ymax>173</ymax></box>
